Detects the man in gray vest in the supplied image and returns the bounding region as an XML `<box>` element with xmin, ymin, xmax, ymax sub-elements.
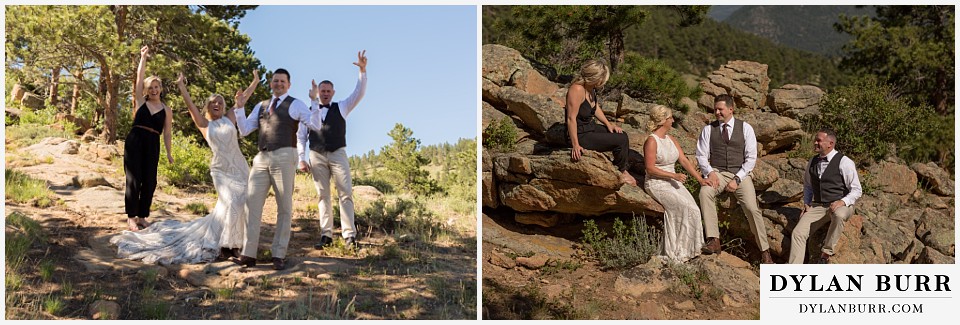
<box><xmin>695</xmin><ymin>94</ymin><xmax>773</xmax><ymax>264</ymax></box>
<box><xmin>232</xmin><ymin>68</ymin><xmax>324</xmax><ymax>270</ymax></box>
<box><xmin>297</xmin><ymin>50</ymin><xmax>368</xmax><ymax>250</ymax></box>
<box><xmin>789</xmin><ymin>128</ymin><xmax>862</xmax><ymax>264</ymax></box>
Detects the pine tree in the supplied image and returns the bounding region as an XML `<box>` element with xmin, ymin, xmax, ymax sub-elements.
<box><xmin>380</xmin><ymin>123</ymin><xmax>439</xmax><ymax>196</ymax></box>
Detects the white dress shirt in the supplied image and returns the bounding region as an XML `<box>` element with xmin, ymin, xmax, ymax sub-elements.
<box><xmin>694</xmin><ymin>117</ymin><xmax>758</xmax><ymax>180</ymax></box>
<box><xmin>233</xmin><ymin>93</ymin><xmax>322</xmax><ymax>137</ymax></box>
<box><xmin>297</xmin><ymin>71</ymin><xmax>368</xmax><ymax>164</ymax></box>
<box><xmin>802</xmin><ymin>149</ymin><xmax>863</xmax><ymax>207</ymax></box>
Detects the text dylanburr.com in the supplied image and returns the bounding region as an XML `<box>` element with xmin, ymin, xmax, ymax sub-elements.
<box><xmin>760</xmin><ymin>265</ymin><xmax>957</xmax><ymax>321</ymax></box>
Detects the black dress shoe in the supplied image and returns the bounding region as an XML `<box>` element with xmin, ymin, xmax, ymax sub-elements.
<box><xmin>314</xmin><ymin>235</ymin><xmax>334</xmax><ymax>250</ymax></box>
<box><xmin>818</xmin><ymin>254</ymin><xmax>831</xmax><ymax>264</ymax></box>
<box><xmin>345</xmin><ymin>237</ymin><xmax>357</xmax><ymax>249</ymax></box>
<box><xmin>271</xmin><ymin>257</ymin><xmax>287</xmax><ymax>270</ymax></box>
<box><xmin>232</xmin><ymin>255</ymin><xmax>256</xmax><ymax>267</ymax></box>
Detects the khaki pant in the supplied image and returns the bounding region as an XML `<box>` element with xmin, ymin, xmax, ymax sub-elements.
<box><xmin>788</xmin><ymin>205</ymin><xmax>854</xmax><ymax>264</ymax></box>
<box><xmin>699</xmin><ymin>171</ymin><xmax>769</xmax><ymax>252</ymax></box>
<box><xmin>308</xmin><ymin>148</ymin><xmax>356</xmax><ymax>239</ymax></box>
<box><xmin>242</xmin><ymin>147</ymin><xmax>297</xmax><ymax>259</ymax></box>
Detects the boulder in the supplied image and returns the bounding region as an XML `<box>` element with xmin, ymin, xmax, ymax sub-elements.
<box><xmin>738</xmin><ymin>111</ymin><xmax>804</xmax><ymax>154</ymax></box>
<box><xmin>917</xmin><ymin>246</ymin><xmax>955</xmax><ymax>264</ymax></box>
<box><xmin>697</xmin><ymin>60</ymin><xmax>771</xmax><ymax>111</ymax></box>
<box><xmin>353</xmin><ymin>185</ymin><xmax>383</xmax><ymax>203</ymax></box>
<box><xmin>759</xmin><ymin>178</ymin><xmax>803</xmax><ymax>205</ymax></box>
<box><xmin>497</xmin><ymin>86</ymin><xmax>564</xmax><ymax>135</ymax></box>
<box><xmin>750</xmin><ymin>159</ymin><xmax>780</xmax><ymax>191</ymax></box>
<box><xmin>482</xmin><ymin>171</ymin><xmax>498</xmax><ymax>208</ymax></box>
<box><xmin>20</xmin><ymin>91</ymin><xmax>45</xmax><ymax>110</ymax></box>
<box><xmin>89</xmin><ymin>300</ymin><xmax>120</xmax><ymax>320</ymax></box>
<box><xmin>79</xmin><ymin>142</ymin><xmax>119</xmax><ymax>162</ymax></box>
<box><xmin>11</xmin><ymin>83</ymin><xmax>26</xmax><ymax>102</ymax></box>
<box><xmin>915</xmin><ymin>208</ymin><xmax>954</xmax><ymax>256</ymax></box>
<box><xmin>482</xmin><ymin>44</ymin><xmax>561</xmax><ymax>101</ymax></box>
<box><xmin>911</xmin><ymin>162</ymin><xmax>954</xmax><ymax>196</ymax></box>
<box><xmin>494</xmin><ymin>152</ymin><xmax>663</xmax><ymax>216</ymax></box>
<box><xmin>768</xmin><ymin>84</ymin><xmax>824</xmax><ymax>119</ymax></box>
<box><xmin>72</xmin><ymin>174</ymin><xmax>112</xmax><ymax>189</ymax></box>
<box><xmin>867</xmin><ymin>161</ymin><xmax>918</xmax><ymax>196</ymax></box>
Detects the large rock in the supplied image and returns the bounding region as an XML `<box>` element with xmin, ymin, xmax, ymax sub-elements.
<box><xmin>496</xmin><ymin>86</ymin><xmax>564</xmax><ymax>135</ymax></box>
<box><xmin>482</xmin><ymin>171</ymin><xmax>498</xmax><ymax>208</ymax></box>
<box><xmin>482</xmin><ymin>44</ymin><xmax>561</xmax><ymax>101</ymax></box>
<box><xmin>353</xmin><ymin>185</ymin><xmax>383</xmax><ymax>203</ymax></box>
<box><xmin>72</xmin><ymin>174</ymin><xmax>112</xmax><ymax>189</ymax></box>
<box><xmin>917</xmin><ymin>246</ymin><xmax>955</xmax><ymax>264</ymax></box>
<box><xmin>11</xmin><ymin>83</ymin><xmax>26</xmax><ymax>102</ymax></box>
<box><xmin>79</xmin><ymin>142</ymin><xmax>120</xmax><ymax>162</ymax></box>
<box><xmin>751</xmin><ymin>159</ymin><xmax>780</xmax><ymax>191</ymax></box>
<box><xmin>20</xmin><ymin>91</ymin><xmax>45</xmax><ymax>110</ymax></box>
<box><xmin>867</xmin><ymin>161</ymin><xmax>918</xmax><ymax>196</ymax></box>
<box><xmin>738</xmin><ymin>111</ymin><xmax>804</xmax><ymax>154</ymax></box>
<box><xmin>698</xmin><ymin>61</ymin><xmax>771</xmax><ymax>111</ymax></box>
<box><xmin>915</xmin><ymin>208</ymin><xmax>954</xmax><ymax>256</ymax></box>
<box><xmin>759</xmin><ymin>178</ymin><xmax>803</xmax><ymax>205</ymax></box>
<box><xmin>494</xmin><ymin>152</ymin><xmax>663</xmax><ymax>216</ymax></box>
<box><xmin>911</xmin><ymin>162</ymin><xmax>954</xmax><ymax>196</ymax></box>
<box><xmin>768</xmin><ymin>84</ymin><xmax>824</xmax><ymax>119</ymax></box>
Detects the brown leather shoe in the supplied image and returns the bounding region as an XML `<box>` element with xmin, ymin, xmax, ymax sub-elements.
<box><xmin>232</xmin><ymin>255</ymin><xmax>256</xmax><ymax>267</ymax></box>
<box><xmin>271</xmin><ymin>257</ymin><xmax>287</xmax><ymax>270</ymax></box>
<box><xmin>818</xmin><ymin>253</ymin><xmax>831</xmax><ymax>264</ymax></box>
<box><xmin>701</xmin><ymin>237</ymin><xmax>721</xmax><ymax>255</ymax></box>
<box><xmin>761</xmin><ymin>250</ymin><xmax>774</xmax><ymax>264</ymax></box>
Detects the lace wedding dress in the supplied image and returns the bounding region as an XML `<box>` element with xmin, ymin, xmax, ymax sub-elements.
<box><xmin>111</xmin><ymin>117</ymin><xmax>248</xmax><ymax>264</ymax></box>
<box><xmin>643</xmin><ymin>134</ymin><xmax>704</xmax><ymax>263</ymax></box>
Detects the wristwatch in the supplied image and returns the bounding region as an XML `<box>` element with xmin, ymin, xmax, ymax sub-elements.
<box><xmin>734</xmin><ymin>176</ymin><xmax>741</xmax><ymax>185</ymax></box>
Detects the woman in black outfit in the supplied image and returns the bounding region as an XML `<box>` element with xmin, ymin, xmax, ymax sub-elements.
<box><xmin>124</xmin><ymin>45</ymin><xmax>174</xmax><ymax>231</ymax></box>
<box><xmin>565</xmin><ymin>59</ymin><xmax>637</xmax><ymax>186</ymax></box>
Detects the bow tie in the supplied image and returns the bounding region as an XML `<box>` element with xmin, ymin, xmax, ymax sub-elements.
<box><xmin>319</xmin><ymin>104</ymin><xmax>331</xmax><ymax>109</ymax></box>
<box><xmin>818</xmin><ymin>156</ymin><xmax>829</xmax><ymax>162</ymax></box>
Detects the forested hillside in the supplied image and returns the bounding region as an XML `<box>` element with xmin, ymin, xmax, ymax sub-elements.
<box><xmin>723</xmin><ymin>5</ymin><xmax>874</xmax><ymax>57</ymax></box>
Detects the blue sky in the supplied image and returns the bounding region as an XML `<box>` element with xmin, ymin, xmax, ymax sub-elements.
<box><xmin>237</xmin><ymin>5</ymin><xmax>477</xmax><ymax>156</ymax></box>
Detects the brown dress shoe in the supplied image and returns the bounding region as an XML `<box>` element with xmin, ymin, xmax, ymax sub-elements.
<box><xmin>818</xmin><ymin>253</ymin><xmax>831</xmax><ymax>264</ymax></box>
<box><xmin>761</xmin><ymin>250</ymin><xmax>774</xmax><ymax>264</ymax></box>
<box><xmin>232</xmin><ymin>255</ymin><xmax>256</xmax><ymax>267</ymax></box>
<box><xmin>271</xmin><ymin>257</ymin><xmax>287</xmax><ymax>270</ymax></box>
<box><xmin>701</xmin><ymin>237</ymin><xmax>721</xmax><ymax>255</ymax></box>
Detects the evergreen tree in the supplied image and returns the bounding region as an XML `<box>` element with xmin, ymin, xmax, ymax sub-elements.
<box><xmin>380</xmin><ymin>123</ymin><xmax>440</xmax><ymax>196</ymax></box>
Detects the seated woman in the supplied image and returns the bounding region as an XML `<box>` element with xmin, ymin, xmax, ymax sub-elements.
<box><xmin>642</xmin><ymin>105</ymin><xmax>707</xmax><ymax>262</ymax></box>
<box><xmin>565</xmin><ymin>59</ymin><xmax>636</xmax><ymax>186</ymax></box>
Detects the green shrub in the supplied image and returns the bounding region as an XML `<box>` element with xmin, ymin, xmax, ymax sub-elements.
<box><xmin>353</xmin><ymin>174</ymin><xmax>394</xmax><ymax>194</ymax></box>
<box><xmin>5</xmin><ymin>169</ymin><xmax>56</xmax><ymax>207</ymax></box>
<box><xmin>482</xmin><ymin>117</ymin><xmax>518</xmax><ymax>152</ymax></box>
<box><xmin>43</xmin><ymin>296</ymin><xmax>64</xmax><ymax>315</ymax></box>
<box><xmin>184</xmin><ymin>202</ymin><xmax>209</xmax><ymax>215</ymax></box>
<box><xmin>609</xmin><ymin>53</ymin><xmax>701</xmax><ymax>112</ymax></box>
<box><xmin>158</xmin><ymin>131</ymin><xmax>212</xmax><ymax>187</ymax></box>
<box><xmin>581</xmin><ymin>215</ymin><xmax>662</xmax><ymax>270</ymax></box>
<box><xmin>39</xmin><ymin>260</ymin><xmax>55</xmax><ymax>282</ymax></box>
<box><xmin>806</xmin><ymin>78</ymin><xmax>949</xmax><ymax>167</ymax></box>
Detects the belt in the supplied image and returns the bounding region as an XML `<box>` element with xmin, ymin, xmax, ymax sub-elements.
<box><xmin>134</xmin><ymin>125</ymin><xmax>160</xmax><ymax>135</ymax></box>
<box><xmin>810</xmin><ymin>202</ymin><xmax>831</xmax><ymax>208</ymax></box>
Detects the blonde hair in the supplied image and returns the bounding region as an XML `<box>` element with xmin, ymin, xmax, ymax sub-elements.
<box><xmin>203</xmin><ymin>94</ymin><xmax>225</xmax><ymax>120</ymax></box>
<box><xmin>572</xmin><ymin>59</ymin><xmax>610</xmax><ymax>89</ymax></box>
<box><xmin>142</xmin><ymin>75</ymin><xmax>163</xmax><ymax>99</ymax></box>
<box><xmin>646</xmin><ymin>105</ymin><xmax>673</xmax><ymax>131</ymax></box>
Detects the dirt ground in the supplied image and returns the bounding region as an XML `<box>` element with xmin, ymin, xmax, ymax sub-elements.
<box><xmin>4</xmin><ymin>137</ymin><xmax>477</xmax><ymax>320</ymax></box>
<box><xmin>480</xmin><ymin>212</ymin><xmax>760</xmax><ymax>320</ymax></box>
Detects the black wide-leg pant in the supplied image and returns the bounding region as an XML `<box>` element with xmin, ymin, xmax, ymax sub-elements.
<box><xmin>124</xmin><ymin>129</ymin><xmax>161</xmax><ymax>219</ymax></box>
<box><xmin>577</xmin><ymin>126</ymin><xmax>630</xmax><ymax>171</ymax></box>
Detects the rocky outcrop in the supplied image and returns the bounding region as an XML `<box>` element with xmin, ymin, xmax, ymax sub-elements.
<box><xmin>698</xmin><ymin>60</ymin><xmax>771</xmax><ymax>111</ymax></box>
<box><xmin>494</xmin><ymin>152</ymin><xmax>662</xmax><ymax>216</ymax></box>
<box><xmin>911</xmin><ymin>162</ymin><xmax>954</xmax><ymax>196</ymax></box>
<box><xmin>482</xmin><ymin>44</ymin><xmax>954</xmax><ymax>265</ymax></box>
<box><xmin>768</xmin><ymin>84</ymin><xmax>824</xmax><ymax>119</ymax></box>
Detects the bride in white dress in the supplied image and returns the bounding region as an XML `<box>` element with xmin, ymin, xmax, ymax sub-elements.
<box><xmin>642</xmin><ymin>105</ymin><xmax>707</xmax><ymax>263</ymax></box>
<box><xmin>110</xmin><ymin>72</ymin><xmax>259</xmax><ymax>265</ymax></box>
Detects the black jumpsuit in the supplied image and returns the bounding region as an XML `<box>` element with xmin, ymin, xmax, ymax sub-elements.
<box><xmin>574</xmin><ymin>91</ymin><xmax>629</xmax><ymax>171</ymax></box>
<box><xmin>124</xmin><ymin>103</ymin><xmax>165</xmax><ymax>219</ymax></box>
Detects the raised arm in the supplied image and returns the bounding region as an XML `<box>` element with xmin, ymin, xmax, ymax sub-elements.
<box><xmin>233</xmin><ymin>89</ymin><xmax>257</xmax><ymax>136</ymax></box>
<box><xmin>176</xmin><ymin>73</ymin><xmax>209</xmax><ymax>136</ymax></box>
<box><xmin>163</xmin><ymin>104</ymin><xmax>174</xmax><ymax>164</ymax></box>
<box><xmin>565</xmin><ymin>84</ymin><xmax>585</xmax><ymax>161</ymax></box>
<box><xmin>134</xmin><ymin>45</ymin><xmax>150</xmax><ymax>115</ymax></box>
<box><xmin>341</xmin><ymin>50</ymin><xmax>368</xmax><ymax>117</ymax></box>
<box><xmin>241</xmin><ymin>69</ymin><xmax>260</xmax><ymax>104</ymax></box>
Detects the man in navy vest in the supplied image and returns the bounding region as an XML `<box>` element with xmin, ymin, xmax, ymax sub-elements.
<box><xmin>232</xmin><ymin>68</ymin><xmax>324</xmax><ymax>270</ymax></box>
<box><xmin>789</xmin><ymin>128</ymin><xmax>862</xmax><ymax>264</ymax></box>
<box><xmin>696</xmin><ymin>94</ymin><xmax>774</xmax><ymax>264</ymax></box>
<box><xmin>297</xmin><ymin>50</ymin><xmax>368</xmax><ymax>250</ymax></box>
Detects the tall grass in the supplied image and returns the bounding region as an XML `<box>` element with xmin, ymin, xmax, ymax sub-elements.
<box><xmin>5</xmin><ymin>169</ymin><xmax>56</xmax><ymax>207</ymax></box>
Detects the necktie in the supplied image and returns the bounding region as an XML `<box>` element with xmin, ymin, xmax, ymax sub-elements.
<box><xmin>268</xmin><ymin>98</ymin><xmax>278</xmax><ymax>115</ymax></box>
<box><xmin>721</xmin><ymin>124</ymin><xmax>730</xmax><ymax>144</ymax></box>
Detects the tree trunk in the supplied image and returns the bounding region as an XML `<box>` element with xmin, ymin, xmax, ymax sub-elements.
<box><xmin>607</xmin><ymin>29</ymin><xmax>625</xmax><ymax>74</ymax></box>
<box><xmin>70</xmin><ymin>69</ymin><xmax>82</xmax><ymax>115</ymax></box>
<box><xmin>103</xmin><ymin>71</ymin><xmax>119</xmax><ymax>143</ymax></box>
<box><xmin>49</xmin><ymin>67</ymin><xmax>60</xmax><ymax>108</ymax></box>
